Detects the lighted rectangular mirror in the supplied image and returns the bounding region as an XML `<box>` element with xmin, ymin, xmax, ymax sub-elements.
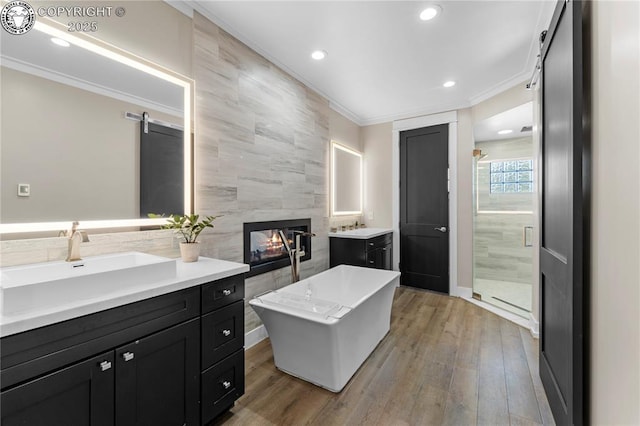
<box><xmin>0</xmin><ymin>19</ymin><xmax>192</xmax><ymax>235</ymax></box>
<box><xmin>331</xmin><ymin>142</ymin><xmax>363</xmax><ymax>216</ymax></box>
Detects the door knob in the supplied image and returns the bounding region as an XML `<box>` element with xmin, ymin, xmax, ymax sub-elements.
<box><xmin>434</xmin><ymin>226</ymin><xmax>447</xmax><ymax>233</ymax></box>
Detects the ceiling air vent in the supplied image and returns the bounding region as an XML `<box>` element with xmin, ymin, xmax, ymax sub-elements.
<box><xmin>521</xmin><ymin>125</ymin><xmax>533</xmax><ymax>132</ymax></box>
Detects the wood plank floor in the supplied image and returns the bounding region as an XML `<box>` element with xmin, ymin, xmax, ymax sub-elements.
<box><xmin>213</xmin><ymin>286</ymin><xmax>555</xmax><ymax>426</ymax></box>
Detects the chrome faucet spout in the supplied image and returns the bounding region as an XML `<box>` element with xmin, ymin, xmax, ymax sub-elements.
<box><xmin>278</xmin><ymin>229</ymin><xmax>315</xmax><ymax>283</ymax></box>
<box><xmin>66</xmin><ymin>221</ymin><xmax>90</xmax><ymax>262</ymax></box>
<box><xmin>292</xmin><ymin>230</ymin><xmax>316</xmax><ymax>237</ymax></box>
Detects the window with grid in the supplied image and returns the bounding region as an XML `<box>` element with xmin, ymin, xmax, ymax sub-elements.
<box><xmin>489</xmin><ymin>159</ymin><xmax>533</xmax><ymax>193</ymax></box>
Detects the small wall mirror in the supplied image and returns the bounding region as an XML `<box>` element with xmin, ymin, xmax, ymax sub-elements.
<box><xmin>331</xmin><ymin>142</ymin><xmax>363</xmax><ymax>216</ymax></box>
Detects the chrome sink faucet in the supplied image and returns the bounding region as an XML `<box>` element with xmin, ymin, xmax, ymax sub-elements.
<box><xmin>278</xmin><ymin>230</ymin><xmax>316</xmax><ymax>283</ymax></box>
<box><xmin>66</xmin><ymin>221</ymin><xmax>90</xmax><ymax>262</ymax></box>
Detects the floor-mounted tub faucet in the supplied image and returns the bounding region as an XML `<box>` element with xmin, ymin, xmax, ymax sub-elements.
<box><xmin>66</xmin><ymin>221</ymin><xmax>90</xmax><ymax>262</ymax></box>
<box><xmin>278</xmin><ymin>230</ymin><xmax>316</xmax><ymax>283</ymax></box>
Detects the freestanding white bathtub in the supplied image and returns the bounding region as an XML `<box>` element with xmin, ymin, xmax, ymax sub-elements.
<box><xmin>249</xmin><ymin>264</ymin><xmax>400</xmax><ymax>392</ymax></box>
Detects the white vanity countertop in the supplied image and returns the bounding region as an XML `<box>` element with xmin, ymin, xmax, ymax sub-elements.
<box><xmin>328</xmin><ymin>228</ymin><xmax>393</xmax><ymax>239</ymax></box>
<box><xmin>0</xmin><ymin>257</ymin><xmax>249</xmax><ymax>338</ymax></box>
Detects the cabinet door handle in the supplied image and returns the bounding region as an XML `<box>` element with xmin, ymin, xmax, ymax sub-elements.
<box><xmin>382</xmin><ymin>247</ymin><xmax>387</xmax><ymax>251</ymax></box>
<box><xmin>122</xmin><ymin>352</ymin><xmax>135</xmax><ymax>362</ymax></box>
<box><xmin>369</xmin><ymin>260</ymin><xmax>375</xmax><ymax>264</ymax></box>
<box><xmin>222</xmin><ymin>289</ymin><xmax>232</xmax><ymax>296</ymax></box>
<box><xmin>368</xmin><ymin>242</ymin><xmax>374</xmax><ymax>246</ymax></box>
<box><xmin>222</xmin><ymin>329</ymin><xmax>231</xmax><ymax>337</ymax></box>
<box><xmin>222</xmin><ymin>381</ymin><xmax>232</xmax><ymax>389</ymax></box>
<box><xmin>99</xmin><ymin>361</ymin><xmax>112</xmax><ymax>371</ymax></box>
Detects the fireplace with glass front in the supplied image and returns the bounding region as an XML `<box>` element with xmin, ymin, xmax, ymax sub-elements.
<box><xmin>243</xmin><ymin>219</ymin><xmax>312</xmax><ymax>277</ymax></box>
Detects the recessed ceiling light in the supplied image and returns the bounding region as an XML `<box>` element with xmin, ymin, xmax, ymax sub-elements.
<box><xmin>311</xmin><ymin>50</ymin><xmax>327</xmax><ymax>60</ymax></box>
<box><xmin>498</xmin><ymin>129</ymin><xmax>513</xmax><ymax>135</ymax></box>
<box><xmin>443</xmin><ymin>80</ymin><xmax>456</xmax><ymax>88</ymax></box>
<box><xmin>420</xmin><ymin>5</ymin><xmax>442</xmax><ymax>21</ymax></box>
<box><xmin>51</xmin><ymin>37</ymin><xmax>70</xmax><ymax>47</ymax></box>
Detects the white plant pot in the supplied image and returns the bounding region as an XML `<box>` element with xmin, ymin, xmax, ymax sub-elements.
<box><xmin>179</xmin><ymin>242</ymin><xmax>200</xmax><ymax>262</ymax></box>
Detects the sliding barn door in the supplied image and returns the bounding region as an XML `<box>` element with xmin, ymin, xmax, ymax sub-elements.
<box><xmin>539</xmin><ymin>1</ymin><xmax>589</xmax><ymax>425</ymax></box>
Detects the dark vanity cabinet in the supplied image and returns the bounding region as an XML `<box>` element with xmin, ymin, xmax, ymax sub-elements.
<box><xmin>330</xmin><ymin>232</ymin><xmax>393</xmax><ymax>270</ymax></box>
<box><xmin>200</xmin><ymin>274</ymin><xmax>245</xmax><ymax>423</ymax></box>
<box><xmin>0</xmin><ymin>273</ymin><xmax>245</xmax><ymax>426</ymax></box>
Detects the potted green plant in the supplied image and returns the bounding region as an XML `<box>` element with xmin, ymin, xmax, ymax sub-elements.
<box><xmin>163</xmin><ymin>214</ymin><xmax>220</xmax><ymax>262</ymax></box>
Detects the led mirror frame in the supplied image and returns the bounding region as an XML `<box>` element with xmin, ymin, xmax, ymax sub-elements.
<box><xmin>0</xmin><ymin>21</ymin><xmax>193</xmax><ymax>234</ymax></box>
<box><xmin>331</xmin><ymin>141</ymin><xmax>363</xmax><ymax>216</ymax></box>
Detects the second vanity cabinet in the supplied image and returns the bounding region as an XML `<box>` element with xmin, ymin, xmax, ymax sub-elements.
<box><xmin>0</xmin><ymin>271</ymin><xmax>245</xmax><ymax>426</ymax></box>
<box><xmin>329</xmin><ymin>231</ymin><xmax>393</xmax><ymax>270</ymax></box>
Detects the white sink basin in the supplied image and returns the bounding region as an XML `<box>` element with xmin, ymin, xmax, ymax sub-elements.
<box><xmin>328</xmin><ymin>228</ymin><xmax>392</xmax><ymax>239</ymax></box>
<box><xmin>1</xmin><ymin>252</ymin><xmax>176</xmax><ymax>316</ymax></box>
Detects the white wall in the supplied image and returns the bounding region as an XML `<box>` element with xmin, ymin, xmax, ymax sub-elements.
<box><xmin>362</xmin><ymin>122</ymin><xmax>393</xmax><ymax>228</ymax></box>
<box><xmin>329</xmin><ymin>109</ymin><xmax>361</xmax><ymax>152</ymax></box>
<box><xmin>590</xmin><ymin>1</ymin><xmax>640</xmax><ymax>423</ymax></box>
<box><xmin>456</xmin><ymin>108</ymin><xmax>474</xmax><ymax>290</ymax></box>
<box><xmin>329</xmin><ymin>109</ymin><xmax>364</xmax><ymax>227</ymax></box>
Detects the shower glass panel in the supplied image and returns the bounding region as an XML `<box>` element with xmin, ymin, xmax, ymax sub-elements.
<box><xmin>472</xmin><ymin>104</ymin><xmax>535</xmax><ymax>319</ymax></box>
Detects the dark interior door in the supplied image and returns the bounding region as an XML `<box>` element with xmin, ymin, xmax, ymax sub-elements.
<box><xmin>539</xmin><ymin>1</ymin><xmax>588</xmax><ymax>425</ymax></box>
<box><xmin>140</xmin><ymin>121</ymin><xmax>184</xmax><ymax>217</ymax></box>
<box><xmin>400</xmin><ymin>124</ymin><xmax>449</xmax><ymax>293</ymax></box>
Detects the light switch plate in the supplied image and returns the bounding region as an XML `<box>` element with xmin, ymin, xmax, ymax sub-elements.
<box><xmin>17</xmin><ymin>183</ymin><xmax>30</xmax><ymax>197</ymax></box>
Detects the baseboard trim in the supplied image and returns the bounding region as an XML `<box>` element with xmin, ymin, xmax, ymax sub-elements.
<box><xmin>462</xmin><ymin>296</ymin><xmax>531</xmax><ymax>330</ymax></box>
<box><xmin>529</xmin><ymin>314</ymin><xmax>540</xmax><ymax>339</ymax></box>
<box><xmin>245</xmin><ymin>325</ymin><xmax>268</xmax><ymax>349</ymax></box>
<box><xmin>456</xmin><ymin>286</ymin><xmax>473</xmax><ymax>299</ymax></box>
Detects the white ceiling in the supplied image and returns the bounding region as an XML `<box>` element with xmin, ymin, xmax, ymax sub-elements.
<box><xmin>188</xmin><ymin>0</ymin><xmax>555</xmax><ymax>125</ymax></box>
<box><xmin>474</xmin><ymin>101</ymin><xmax>533</xmax><ymax>142</ymax></box>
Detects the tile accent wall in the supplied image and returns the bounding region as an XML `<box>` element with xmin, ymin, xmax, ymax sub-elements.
<box><xmin>193</xmin><ymin>12</ymin><xmax>330</xmax><ymax>333</ymax></box>
<box><xmin>0</xmin><ymin>230</ymin><xmax>180</xmax><ymax>267</ymax></box>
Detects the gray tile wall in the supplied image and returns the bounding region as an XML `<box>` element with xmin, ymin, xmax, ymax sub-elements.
<box><xmin>193</xmin><ymin>13</ymin><xmax>331</xmax><ymax>332</ymax></box>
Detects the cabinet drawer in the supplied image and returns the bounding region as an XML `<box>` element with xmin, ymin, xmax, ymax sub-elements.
<box><xmin>202</xmin><ymin>301</ymin><xmax>244</xmax><ymax>369</ymax></box>
<box><xmin>1</xmin><ymin>287</ymin><xmax>199</xmax><ymax>390</ymax></box>
<box><xmin>365</xmin><ymin>233</ymin><xmax>392</xmax><ymax>251</ymax></box>
<box><xmin>201</xmin><ymin>349</ymin><xmax>244</xmax><ymax>424</ymax></box>
<box><xmin>202</xmin><ymin>274</ymin><xmax>245</xmax><ymax>313</ymax></box>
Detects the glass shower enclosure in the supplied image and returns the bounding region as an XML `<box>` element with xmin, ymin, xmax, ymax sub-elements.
<box><xmin>472</xmin><ymin>103</ymin><xmax>535</xmax><ymax>319</ymax></box>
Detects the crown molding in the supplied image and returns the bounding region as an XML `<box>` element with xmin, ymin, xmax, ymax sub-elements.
<box><xmin>468</xmin><ymin>72</ymin><xmax>530</xmax><ymax>107</ymax></box>
<box><xmin>162</xmin><ymin>0</ymin><xmax>544</xmax><ymax>128</ymax></box>
<box><xmin>360</xmin><ymin>100</ymin><xmax>471</xmax><ymax>127</ymax></box>
<box><xmin>188</xmin><ymin>0</ymin><xmax>365</xmax><ymax>126</ymax></box>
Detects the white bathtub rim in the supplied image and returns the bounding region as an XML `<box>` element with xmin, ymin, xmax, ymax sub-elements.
<box><xmin>249</xmin><ymin>296</ymin><xmax>345</xmax><ymax>325</ymax></box>
<box><xmin>249</xmin><ymin>265</ymin><xmax>400</xmax><ymax>325</ymax></box>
